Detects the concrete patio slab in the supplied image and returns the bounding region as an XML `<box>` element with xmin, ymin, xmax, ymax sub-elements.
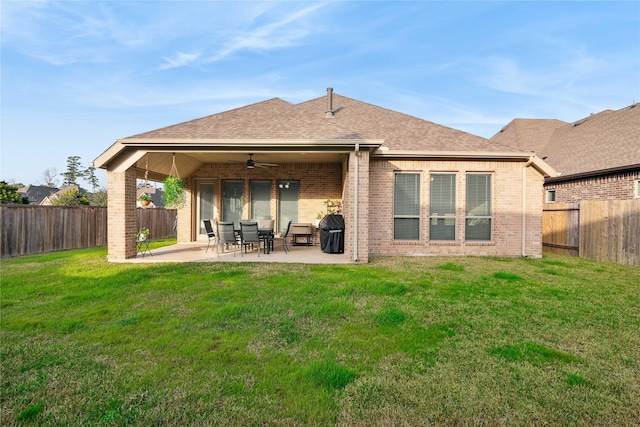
<box><xmin>120</xmin><ymin>242</ymin><xmax>353</xmax><ymax>264</ymax></box>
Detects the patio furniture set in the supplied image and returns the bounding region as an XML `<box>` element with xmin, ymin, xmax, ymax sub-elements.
<box><xmin>203</xmin><ymin>219</ymin><xmax>306</xmax><ymax>257</ymax></box>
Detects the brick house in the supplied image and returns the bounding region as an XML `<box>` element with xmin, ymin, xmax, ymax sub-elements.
<box><xmin>94</xmin><ymin>89</ymin><xmax>554</xmax><ymax>262</ymax></box>
<box><xmin>491</xmin><ymin>103</ymin><xmax>640</xmax><ymax>204</ymax></box>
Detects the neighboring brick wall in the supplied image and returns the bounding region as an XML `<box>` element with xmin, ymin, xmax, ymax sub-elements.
<box><xmin>107</xmin><ymin>167</ymin><xmax>137</xmax><ymax>260</ymax></box>
<box><xmin>368</xmin><ymin>159</ymin><xmax>544</xmax><ymax>258</ymax></box>
<box><xmin>545</xmin><ymin>170</ymin><xmax>640</xmax><ymax>204</ymax></box>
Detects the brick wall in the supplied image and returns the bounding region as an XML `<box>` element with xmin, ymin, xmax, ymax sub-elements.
<box><xmin>545</xmin><ymin>170</ymin><xmax>640</xmax><ymax>204</ymax></box>
<box><xmin>108</xmin><ymin>158</ymin><xmax>545</xmax><ymax>261</ymax></box>
<box><xmin>182</xmin><ymin>162</ymin><xmax>344</xmax><ymax>240</ymax></box>
<box><xmin>368</xmin><ymin>159</ymin><xmax>544</xmax><ymax>258</ymax></box>
<box><xmin>107</xmin><ymin>167</ymin><xmax>137</xmax><ymax>260</ymax></box>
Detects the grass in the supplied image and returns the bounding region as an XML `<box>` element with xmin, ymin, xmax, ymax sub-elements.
<box><xmin>1</xmin><ymin>241</ymin><xmax>639</xmax><ymax>426</ymax></box>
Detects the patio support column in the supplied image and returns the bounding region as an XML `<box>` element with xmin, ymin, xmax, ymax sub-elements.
<box><xmin>175</xmin><ymin>178</ymin><xmax>193</xmax><ymax>243</ymax></box>
<box><xmin>348</xmin><ymin>149</ymin><xmax>369</xmax><ymax>262</ymax></box>
<box><xmin>107</xmin><ymin>166</ymin><xmax>137</xmax><ymax>260</ymax></box>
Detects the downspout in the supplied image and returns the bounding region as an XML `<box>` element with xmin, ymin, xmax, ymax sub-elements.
<box><xmin>353</xmin><ymin>143</ymin><xmax>359</xmax><ymax>262</ymax></box>
<box><xmin>522</xmin><ymin>156</ymin><xmax>534</xmax><ymax>257</ymax></box>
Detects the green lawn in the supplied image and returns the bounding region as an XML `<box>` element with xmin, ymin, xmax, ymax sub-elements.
<box><xmin>2</xmin><ymin>241</ymin><xmax>639</xmax><ymax>426</ymax></box>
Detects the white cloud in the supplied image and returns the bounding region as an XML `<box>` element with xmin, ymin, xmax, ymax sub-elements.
<box><xmin>160</xmin><ymin>52</ymin><xmax>202</xmax><ymax>70</ymax></box>
<box><xmin>206</xmin><ymin>3</ymin><xmax>325</xmax><ymax>62</ymax></box>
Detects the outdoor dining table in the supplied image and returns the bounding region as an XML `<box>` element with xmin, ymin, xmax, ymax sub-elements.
<box><xmin>234</xmin><ymin>227</ymin><xmax>274</xmax><ymax>254</ymax></box>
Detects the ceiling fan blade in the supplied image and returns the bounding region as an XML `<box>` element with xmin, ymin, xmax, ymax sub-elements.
<box><xmin>255</xmin><ymin>162</ymin><xmax>278</xmax><ymax>167</ymax></box>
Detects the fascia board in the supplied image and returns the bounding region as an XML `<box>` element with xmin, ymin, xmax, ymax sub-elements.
<box><xmin>373</xmin><ymin>150</ymin><xmax>557</xmax><ymax>178</ymax></box>
<box><xmin>116</xmin><ymin>138</ymin><xmax>385</xmax><ymax>148</ymax></box>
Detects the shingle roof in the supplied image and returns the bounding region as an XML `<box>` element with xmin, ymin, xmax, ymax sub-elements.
<box><xmin>129</xmin><ymin>93</ymin><xmax>520</xmax><ymax>153</ymax></box>
<box><xmin>17</xmin><ymin>185</ymin><xmax>59</xmax><ymax>205</ymax></box>
<box><xmin>491</xmin><ymin>104</ymin><xmax>640</xmax><ymax>177</ymax></box>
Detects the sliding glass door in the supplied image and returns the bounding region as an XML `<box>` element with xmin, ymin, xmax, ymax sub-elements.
<box><xmin>222</xmin><ymin>180</ymin><xmax>244</xmax><ymax>227</ymax></box>
<box><xmin>277</xmin><ymin>181</ymin><xmax>298</xmax><ymax>234</ymax></box>
<box><xmin>197</xmin><ymin>182</ymin><xmax>215</xmax><ymax>235</ymax></box>
<box><xmin>250</xmin><ymin>180</ymin><xmax>272</xmax><ymax>221</ymax></box>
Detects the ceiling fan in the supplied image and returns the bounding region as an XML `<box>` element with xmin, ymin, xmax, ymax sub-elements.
<box><xmin>243</xmin><ymin>153</ymin><xmax>278</xmax><ymax>169</ymax></box>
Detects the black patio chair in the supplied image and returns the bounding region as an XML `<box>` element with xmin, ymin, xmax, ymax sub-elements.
<box><xmin>203</xmin><ymin>219</ymin><xmax>216</xmax><ymax>253</ymax></box>
<box><xmin>258</xmin><ymin>219</ymin><xmax>275</xmax><ymax>253</ymax></box>
<box><xmin>216</xmin><ymin>221</ymin><xmax>238</xmax><ymax>257</ymax></box>
<box><xmin>240</xmin><ymin>222</ymin><xmax>260</xmax><ymax>257</ymax></box>
<box><xmin>272</xmin><ymin>220</ymin><xmax>292</xmax><ymax>254</ymax></box>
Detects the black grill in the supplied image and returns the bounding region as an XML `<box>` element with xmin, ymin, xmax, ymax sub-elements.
<box><xmin>319</xmin><ymin>214</ymin><xmax>345</xmax><ymax>254</ymax></box>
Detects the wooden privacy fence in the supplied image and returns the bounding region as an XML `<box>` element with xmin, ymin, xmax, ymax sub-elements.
<box><xmin>1</xmin><ymin>206</ymin><xmax>177</xmax><ymax>258</ymax></box>
<box><xmin>543</xmin><ymin>200</ymin><xmax>640</xmax><ymax>266</ymax></box>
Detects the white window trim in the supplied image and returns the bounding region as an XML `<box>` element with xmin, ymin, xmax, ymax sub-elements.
<box><xmin>429</xmin><ymin>173</ymin><xmax>457</xmax><ymax>241</ymax></box>
<box><xmin>635</xmin><ymin>180</ymin><xmax>640</xmax><ymax>198</ymax></box>
<box><xmin>465</xmin><ymin>173</ymin><xmax>493</xmax><ymax>242</ymax></box>
<box><xmin>545</xmin><ymin>189</ymin><xmax>556</xmax><ymax>203</ymax></box>
<box><xmin>393</xmin><ymin>172</ymin><xmax>421</xmax><ymax>241</ymax></box>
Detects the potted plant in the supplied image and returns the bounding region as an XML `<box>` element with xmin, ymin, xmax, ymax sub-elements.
<box><xmin>162</xmin><ymin>176</ymin><xmax>185</xmax><ymax>209</ymax></box>
<box><xmin>316</xmin><ymin>212</ymin><xmax>324</xmax><ymax>227</ymax></box>
<box><xmin>137</xmin><ymin>193</ymin><xmax>153</xmax><ymax>206</ymax></box>
<box><xmin>137</xmin><ymin>227</ymin><xmax>150</xmax><ymax>241</ymax></box>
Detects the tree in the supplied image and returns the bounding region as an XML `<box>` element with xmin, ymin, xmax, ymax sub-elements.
<box><xmin>53</xmin><ymin>188</ymin><xmax>90</xmax><ymax>206</ymax></box>
<box><xmin>39</xmin><ymin>167</ymin><xmax>60</xmax><ymax>188</ymax></box>
<box><xmin>0</xmin><ymin>181</ymin><xmax>27</xmax><ymax>204</ymax></box>
<box><xmin>88</xmin><ymin>188</ymin><xmax>108</xmax><ymax>206</ymax></box>
<box><xmin>61</xmin><ymin>156</ymin><xmax>85</xmax><ymax>187</ymax></box>
<box><xmin>84</xmin><ymin>165</ymin><xmax>100</xmax><ymax>193</ymax></box>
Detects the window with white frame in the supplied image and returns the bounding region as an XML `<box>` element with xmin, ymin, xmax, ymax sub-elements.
<box><xmin>429</xmin><ymin>173</ymin><xmax>456</xmax><ymax>241</ymax></box>
<box><xmin>394</xmin><ymin>173</ymin><xmax>420</xmax><ymax>240</ymax></box>
<box><xmin>545</xmin><ymin>189</ymin><xmax>556</xmax><ymax>203</ymax></box>
<box><xmin>466</xmin><ymin>174</ymin><xmax>492</xmax><ymax>241</ymax></box>
<box><xmin>635</xmin><ymin>180</ymin><xmax>640</xmax><ymax>198</ymax></box>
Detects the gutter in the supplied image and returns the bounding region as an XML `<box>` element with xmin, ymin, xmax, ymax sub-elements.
<box><xmin>545</xmin><ymin>163</ymin><xmax>640</xmax><ymax>183</ymax></box>
<box><xmin>94</xmin><ymin>138</ymin><xmax>384</xmax><ymax>170</ymax></box>
<box><xmin>373</xmin><ymin>149</ymin><xmax>556</xmax><ymax>178</ymax></box>
<box><xmin>353</xmin><ymin>143</ymin><xmax>359</xmax><ymax>262</ymax></box>
<box><xmin>522</xmin><ymin>156</ymin><xmax>534</xmax><ymax>257</ymax></box>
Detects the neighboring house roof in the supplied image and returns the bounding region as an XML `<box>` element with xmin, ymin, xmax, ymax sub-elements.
<box><xmin>17</xmin><ymin>185</ymin><xmax>59</xmax><ymax>205</ymax></box>
<box><xmin>491</xmin><ymin>103</ymin><xmax>640</xmax><ymax>180</ymax></box>
<box><xmin>95</xmin><ymin>90</ymin><xmax>554</xmax><ymax>178</ymax></box>
<box><xmin>41</xmin><ymin>185</ymin><xmax>86</xmax><ymax>205</ymax></box>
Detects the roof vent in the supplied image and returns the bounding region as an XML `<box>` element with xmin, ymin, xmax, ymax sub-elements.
<box><xmin>325</xmin><ymin>87</ymin><xmax>334</xmax><ymax>118</ymax></box>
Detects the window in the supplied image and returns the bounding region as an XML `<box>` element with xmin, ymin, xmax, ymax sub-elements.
<box><xmin>466</xmin><ymin>174</ymin><xmax>492</xmax><ymax>241</ymax></box>
<box><xmin>635</xmin><ymin>180</ymin><xmax>640</xmax><ymax>198</ymax></box>
<box><xmin>545</xmin><ymin>189</ymin><xmax>556</xmax><ymax>203</ymax></box>
<box><xmin>429</xmin><ymin>174</ymin><xmax>456</xmax><ymax>241</ymax></box>
<box><xmin>250</xmin><ymin>181</ymin><xmax>271</xmax><ymax>221</ymax></box>
<box><xmin>394</xmin><ymin>173</ymin><xmax>420</xmax><ymax>240</ymax></box>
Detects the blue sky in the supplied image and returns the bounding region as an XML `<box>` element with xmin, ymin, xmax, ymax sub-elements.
<box><xmin>2</xmin><ymin>0</ymin><xmax>639</xmax><ymax>188</ymax></box>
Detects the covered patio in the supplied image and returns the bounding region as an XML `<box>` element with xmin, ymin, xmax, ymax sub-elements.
<box><xmin>121</xmin><ymin>241</ymin><xmax>352</xmax><ymax>264</ymax></box>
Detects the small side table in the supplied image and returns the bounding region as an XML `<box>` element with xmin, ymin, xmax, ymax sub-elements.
<box><xmin>136</xmin><ymin>239</ymin><xmax>153</xmax><ymax>258</ymax></box>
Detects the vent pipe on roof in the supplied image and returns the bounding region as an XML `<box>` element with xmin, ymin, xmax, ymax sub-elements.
<box><xmin>325</xmin><ymin>87</ymin><xmax>334</xmax><ymax>118</ymax></box>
